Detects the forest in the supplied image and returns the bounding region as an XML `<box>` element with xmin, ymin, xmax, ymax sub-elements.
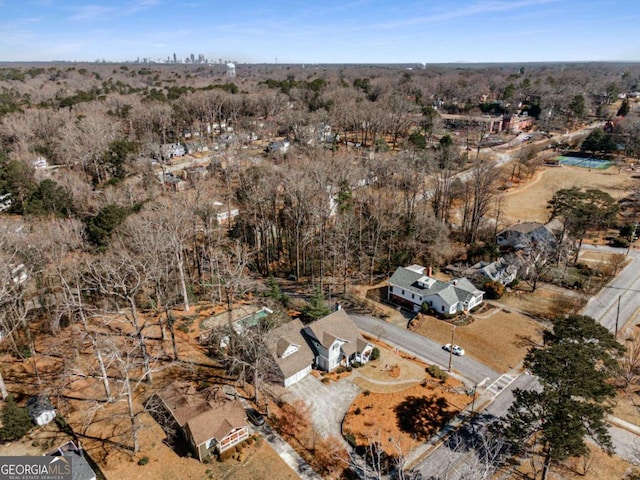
<box><xmin>1</xmin><ymin>60</ymin><xmax>640</xmax><ymax>476</ymax></box>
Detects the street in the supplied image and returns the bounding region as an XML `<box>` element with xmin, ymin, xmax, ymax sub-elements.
<box><xmin>581</xmin><ymin>246</ymin><xmax>640</xmax><ymax>336</ymax></box>
<box><xmin>414</xmin><ymin>373</ymin><xmax>540</xmax><ymax>479</ymax></box>
<box><xmin>351</xmin><ymin>314</ymin><xmax>500</xmax><ymax>386</ymax></box>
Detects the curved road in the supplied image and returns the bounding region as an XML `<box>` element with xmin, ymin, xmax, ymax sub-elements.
<box><xmin>351</xmin><ymin>314</ymin><xmax>500</xmax><ymax>387</ymax></box>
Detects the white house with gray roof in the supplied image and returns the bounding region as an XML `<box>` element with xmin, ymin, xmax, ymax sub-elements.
<box><xmin>388</xmin><ymin>265</ymin><xmax>484</xmax><ymax>314</ymax></box>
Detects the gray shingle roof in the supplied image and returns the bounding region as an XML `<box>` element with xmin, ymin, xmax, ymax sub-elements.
<box><xmin>304</xmin><ymin>309</ymin><xmax>370</xmax><ymax>356</ymax></box>
<box><xmin>264</xmin><ymin>319</ymin><xmax>315</xmax><ymax>379</ymax></box>
<box><xmin>389</xmin><ymin>266</ymin><xmax>483</xmax><ymax>307</ymax></box>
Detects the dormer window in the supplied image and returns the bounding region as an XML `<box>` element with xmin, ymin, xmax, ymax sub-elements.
<box><xmin>417</xmin><ymin>276</ymin><xmax>436</xmax><ymax>289</ymax></box>
<box><xmin>280</xmin><ymin>344</ymin><xmax>299</xmax><ymax>359</ymax></box>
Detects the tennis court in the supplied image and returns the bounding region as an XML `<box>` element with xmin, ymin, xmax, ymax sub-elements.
<box><xmin>556</xmin><ymin>155</ymin><xmax>613</xmax><ymax>169</ymax></box>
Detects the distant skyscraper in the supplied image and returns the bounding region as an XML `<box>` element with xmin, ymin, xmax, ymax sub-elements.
<box><xmin>190</xmin><ymin>53</ymin><xmax>195</xmax><ymax>63</ymax></box>
<box><xmin>173</xmin><ymin>52</ymin><xmax>177</xmax><ymax>63</ymax></box>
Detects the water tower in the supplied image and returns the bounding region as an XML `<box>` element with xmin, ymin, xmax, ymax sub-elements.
<box><xmin>226</xmin><ymin>62</ymin><xmax>236</xmax><ymax>78</ymax></box>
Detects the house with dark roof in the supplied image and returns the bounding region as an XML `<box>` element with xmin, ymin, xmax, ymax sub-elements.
<box><xmin>303</xmin><ymin>309</ymin><xmax>373</xmax><ymax>372</ymax></box>
<box><xmin>496</xmin><ymin>221</ymin><xmax>557</xmax><ymax>250</ymax></box>
<box><xmin>264</xmin><ymin>319</ymin><xmax>315</xmax><ymax>387</ymax></box>
<box><xmin>388</xmin><ymin>265</ymin><xmax>484</xmax><ymax>314</ymax></box>
<box><xmin>471</xmin><ymin>257</ymin><xmax>517</xmax><ymax>286</ymax></box>
<box><xmin>45</xmin><ymin>441</ymin><xmax>96</xmax><ymax>480</ymax></box>
<box><xmin>152</xmin><ymin>381</ymin><xmax>249</xmax><ymax>461</ymax></box>
<box><xmin>26</xmin><ymin>396</ymin><xmax>56</xmax><ymax>426</ymax></box>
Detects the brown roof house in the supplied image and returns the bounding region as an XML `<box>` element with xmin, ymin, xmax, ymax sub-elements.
<box><xmin>265</xmin><ymin>318</ymin><xmax>315</xmax><ymax>387</ymax></box>
<box><xmin>152</xmin><ymin>381</ymin><xmax>249</xmax><ymax>461</ymax></box>
<box><xmin>303</xmin><ymin>309</ymin><xmax>373</xmax><ymax>372</ymax></box>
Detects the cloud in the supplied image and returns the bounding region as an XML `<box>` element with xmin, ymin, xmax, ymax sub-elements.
<box><xmin>68</xmin><ymin>0</ymin><xmax>159</xmax><ymax>21</ymax></box>
<box><xmin>374</xmin><ymin>0</ymin><xmax>559</xmax><ymax>29</ymax></box>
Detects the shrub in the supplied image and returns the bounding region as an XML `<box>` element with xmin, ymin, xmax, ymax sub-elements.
<box><xmin>137</xmin><ymin>456</ymin><xmax>149</xmax><ymax>466</ymax></box>
<box><xmin>363</xmin><ymin>390</ymin><xmax>371</xmax><ymax>396</ymax></box>
<box><xmin>0</xmin><ymin>396</ymin><xmax>32</xmax><ymax>441</ymax></box>
<box><xmin>344</xmin><ymin>432</ymin><xmax>357</xmax><ymax>448</ymax></box>
<box><xmin>354</xmin><ymin>407</ymin><xmax>362</xmax><ymax>415</ymax></box>
<box><xmin>611</xmin><ymin>236</ymin><xmax>630</xmax><ymax>248</ymax></box>
<box><xmin>427</xmin><ymin>365</ymin><xmax>448</xmax><ymax>382</ymax></box>
<box><xmin>370</xmin><ymin>347</ymin><xmax>380</xmax><ymax>361</ymax></box>
<box><xmin>336</xmin><ymin>366</ymin><xmax>347</xmax><ymax>374</ymax></box>
<box><xmin>321</xmin><ymin>377</ymin><xmax>330</xmax><ymax>384</ymax></box>
<box><xmin>351</xmin><ymin>361</ymin><xmax>361</xmax><ymax>368</ymax></box>
<box><xmin>219</xmin><ymin>449</ymin><xmax>234</xmax><ymax>462</ymax></box>
<box><xmin>482</xmin><ymin>280</ymin><xmax>505</xmax><ymax>299</ymax></box>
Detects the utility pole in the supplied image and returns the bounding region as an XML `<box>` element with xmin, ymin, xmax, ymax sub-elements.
<box><xmin>615</xmin><ymin>294</ymin><xmax>622</xmax><ymax>339</ymax></box>
<box><xmin>448</xmin><ymin>325</ymin><xmax>456</xmax><ymax>372</ymax></box>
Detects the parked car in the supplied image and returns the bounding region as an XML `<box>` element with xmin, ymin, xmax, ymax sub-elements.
<box><xmin>443</xmin><ymin>343</ymin><xmax>465</xmax><ymax>356</ymax></box>
<box><xmin>246</xmin><ymin>408</ymin><xmax>265</xmax><ymax>426</ymax></box>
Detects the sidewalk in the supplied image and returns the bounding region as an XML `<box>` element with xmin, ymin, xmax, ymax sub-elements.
<box><xmin>238</xmin><ymin>397</ymin><xmax>323</xmax><ymax>480</ymax></box>
<box><xmin>259</xmin><ymin>424</ymin><xmax>324</xmax><ymax>480</ymax></box>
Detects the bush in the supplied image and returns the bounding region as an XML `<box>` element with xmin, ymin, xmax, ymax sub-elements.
<box><xmin>482</xmin><ymin>280</ymin><xmax>505</xmax><ymax>299</ymax></box>
<box><xmin>321</xmin><ymin>377</ymin><xmax>330</xmax><ymax>384</ymax></box>
<box><xmin>351</xmin><ymin>361</ymin><xmax>361</xmax><ymax>368</ymax></box>
<box><xmin>611</xmin><ymin>236</ymin><xmax>630</xmax><ymax>248</ymax></box>
<box><xmin>0</xmin><ymin>396</ymin><xmax>32</xmax><ymax>441</ymax></box>
<box><xmin>344</xmin><ymin>432</ymin><xmax>357</xmax><ymax>448</ymax></box>
<box><xmin>346</xmin><ymin>366</ymin><xmax>353</xmax><ymax>372</ymax></box>
<box><xmin>137</xmin><ymin>456</ymin><xmax>150</xmax><ymax>466</ymax></box>
<box><xmin>370</xmin><ymin>347</ymin><xmax>380</xmax><ymax>361</ymax></box>
<box><xmin>363</xmin><ymin>390</ymin><xmax>371</xmax><ymax>396</ymax></box>
<box><xmin>427</xmin><ymin>364</ymin><xmax>448</xmax><ymax>382</ymax></box>
<box><xmin>336</xmin><ymin>366</ymin><xmax>347</xmax><ymax>374</ymax></box>
<box><xmin>354</xmin><ymin>407</ymin><xmax>362</xmax><ymax>415</ymax></box>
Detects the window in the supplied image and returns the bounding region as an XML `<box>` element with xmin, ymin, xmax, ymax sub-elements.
<box><xmin>441</xmin><ymin>305</ymin><xmax>445</xmax><ymax>312</ymax></box>
<box><xmin>411</xmin><ymin>294</ymin><xmax>414</xmax><ymax>299</ymax></box>
<box><xmin>401</xmin><ymin>289</ymin><xmax>405</xmax><ymax>295</ymax></box>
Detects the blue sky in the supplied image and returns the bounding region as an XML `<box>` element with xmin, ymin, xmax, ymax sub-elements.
<box><xmin>1</xmin><ymin>0</ymin><xmax>638</xmax><ymax>63</ymax></box>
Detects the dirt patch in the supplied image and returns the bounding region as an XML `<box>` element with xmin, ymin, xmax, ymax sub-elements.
<box><xmin>343</xmin><ymin>377</ymin><xmax>470</xmax><ymax>456</ymax></box>
<box><xmin>411</xmin><ymin>308</ymin><xmax>545</xmax><ymax>372</ymax></box>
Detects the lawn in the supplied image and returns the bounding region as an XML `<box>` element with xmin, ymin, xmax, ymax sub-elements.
<box><xmin>411</xmin><ymin>305</ymin><xmax>545</xmax><ymax>372</ymax></box>
<box><xmin>341</xmin><ymin>343</ymin><xmax>471</xmax><ymax>456</ymax></box>
<box><xmin>499</xmin><ymin>164</ymin><xmax>634</xmax><ymax>226</ymax></box>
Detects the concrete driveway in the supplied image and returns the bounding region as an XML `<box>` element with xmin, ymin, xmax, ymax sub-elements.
<box><xmin>282</xmin><ymin>374</ymin><xmax>361</xmax><ymax>441</ymax></box>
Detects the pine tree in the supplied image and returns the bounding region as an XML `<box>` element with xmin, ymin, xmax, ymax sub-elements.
<box><xmin>498</xmin><ymin>315</ymin><xmax>623</xmax><ymax>480</ymax></box>
<box><xmin>0</xmin><ymin>395</ymin><xmax>33</xmax><ymax>441</ymax></box>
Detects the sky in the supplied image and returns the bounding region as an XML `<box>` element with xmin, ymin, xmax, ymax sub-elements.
<box><xmin>0</xmin><ymin>0</ymin><xmax>639</xmax><ymax>64</ymax></box>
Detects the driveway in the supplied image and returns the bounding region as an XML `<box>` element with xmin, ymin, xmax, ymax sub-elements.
<box><xmin>283</xmin><ymin>374</ymin><xmax>361</xmax><ymax>441</ymax></box>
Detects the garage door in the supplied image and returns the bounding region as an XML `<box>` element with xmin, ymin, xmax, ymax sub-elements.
<box><xmin>285</xmin><ymin>365</ymin><xmax>312</xmax><ymax>387</ymax></box>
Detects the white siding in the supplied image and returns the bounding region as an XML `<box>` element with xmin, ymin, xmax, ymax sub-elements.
<box><xmin>283</xmin><ymin>365</ymin><xmax>312</xmax><ymax>387</ymax></box>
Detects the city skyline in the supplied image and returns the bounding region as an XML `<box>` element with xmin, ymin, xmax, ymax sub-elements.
<box><xmin>1</xmin><ymin>0</ymin><xmax>639</xmax><ymax>64</ymax></box>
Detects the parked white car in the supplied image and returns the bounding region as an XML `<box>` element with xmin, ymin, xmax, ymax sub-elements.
<box><xmin>443</xmin><ymin>343</ymin><xmax>465</xmax><ymax>356</ymax></box>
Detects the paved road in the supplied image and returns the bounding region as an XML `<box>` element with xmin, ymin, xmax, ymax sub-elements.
<box><xmin>414</xmin><ymin>373</ymin><xmax>540</xmax><ymax>479</ymax></box>
<box><xmin>581</xmin><ymin>247</ymin><xmax>640</xmax><ymax>335</ymax></box>
<box><xmin>351</xmin><ymin>314</ymin><xmax>500</xmax><ymax>387</ymax></box>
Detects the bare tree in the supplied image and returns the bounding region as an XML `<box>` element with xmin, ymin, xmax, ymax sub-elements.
<box><xmin>461</xmin><ymin>158</ymin><xmax>499</xmax><ymax>244</ymax></box>
<box><xmin>87</xmin><ymin>245</ymin><xmax>155</xmax><ymax>384</ymax></box>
